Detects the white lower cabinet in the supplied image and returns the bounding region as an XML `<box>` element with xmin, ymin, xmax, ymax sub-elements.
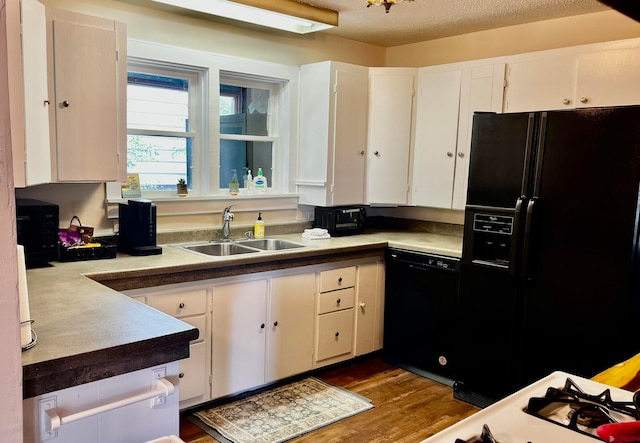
<box><xmin>124</xmin><ymin>256</ymin><xmax>385</xmax><ymax>407</ymax></box>
<box><xmin>124</xmin><ymin>286</ymin><xmax>211</xmax><ymax>410</ymax></box>
<box><xmin>354</xmin><ymin>261</ymin><xmax>385</xmax><ymax>356</ymax></box>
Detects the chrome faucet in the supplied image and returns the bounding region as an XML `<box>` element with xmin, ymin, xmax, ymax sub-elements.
<box><xmin>221</xmin><ymin>205</ymin><xmax>235</xmax><ymax>241</ymax></box>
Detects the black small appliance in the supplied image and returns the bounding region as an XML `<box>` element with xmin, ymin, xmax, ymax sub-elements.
<box><xmin>118</xmin><ymin>199</ymin><xmax>162</xmax><ymax>256</ymax></box>
<box><xmin>313</xmin><ymin>206</ymin><xmax>366</xmax><ymax>236</ymax></box>
<box><xmin>16</xmin><ymin>199</ymin><xmax>60</xmax><ymax>266</ymax></box>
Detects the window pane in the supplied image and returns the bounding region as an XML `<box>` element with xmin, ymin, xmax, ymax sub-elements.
<box><xmin>220</xmin><ymin>84</ymin><xmax>269</xmax><ymax>136</ymax></box>
<box><xmin>128</xmin><ymin>74</ymin><xmax>189</xmax><ymax>132</ymax></box>
<box><xmin>220</xmin><ymin>140</ymin><xmax>272</xmax><ymax>188</ymax></box>
<box><xmin>127</xmin><ymin>135</ymin><xmax>190</xmax><ymax>190</ymax></box>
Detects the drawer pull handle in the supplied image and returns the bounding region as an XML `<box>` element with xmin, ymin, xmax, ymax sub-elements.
<box><xmin>273</xmin><ymin>321</ymin><xmax>279</xmax><ymax>327</ymax></box>
<box><xmin>335</xmin><ymin>332</ymin><xmax>340</xmax><ymax>337</ymax></box>
<box><xmin>336</xmin><ymin>298</ymin><xmax>341</xmax><ymax>304</ymax></box>
<box><xmin>179</xmin><ymin>372</ymin><xmax>185</xmax><ymax>379</ymax></box>
<box><xmin>260</xmin><ymin>323</ymin><xmax>265</xmax><ymax>329</ymax></box>
<box><xmin>178</xmin><ymin>303</ymin><xmax>185</xmax><ymax>309</ymax></box>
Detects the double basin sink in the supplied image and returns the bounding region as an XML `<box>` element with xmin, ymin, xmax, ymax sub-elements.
<box><xmin>174</xmin><ymin>238</ymin><xmax>308</xmax><ymax>257</ymax></box>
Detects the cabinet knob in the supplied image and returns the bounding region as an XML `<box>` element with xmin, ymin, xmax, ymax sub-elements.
<box><xmin>44</xmin><ymin>99</ymin><xmax>50</xmax><ymax>105</ymax></box>
<box><xmin>360</xmin><ymin>302</ymin><xmax>366</xmax><ymax>309</ymax></box>
<box><xmin>335</xmin><ymin>332</ymin><xmax>340</xmax><ymax>337</ymax></box>
<box><xmin>374</xmin><ymin>151</ymin><xmax>380</xmax><ymax>156</ymax></box>
<box><xmin>457</xmin><ymin>152</ymin><xmax>465</xmax><ymax>158</ymax></box>
<box><xmin>273</xmin><ymin>321</ymin><xmax>279</xmax><ymax>327</ymax></box>
<box><xmin>260</xmin><ymin>323</ymin><xmax>265</xmax><ymax>329</ymax></box>
<box><xmin>338</xmin><ymin>277</ymin><xmax>343</xmax><ymax>283</ymax></box>
<box><xmin>336</xmin><ymin>298</ymin><xmax>341</xmax><ymax>304</ymax></box>
<box><xmin>62</xmin><ymin>100</ymin><xmax>70</xmax><ymax>108</ymax></box>
<box><xmin>447</xmin><ymin>152</ymin><xmax>453</xmax><ymax>158</ymax></box>
<box><xmin>562</xmin><ymin>98</ymin><xmax>571</xmax><ymax>105</ymax></box>
<box><xmin>178</xmin><ymin>372</ymin><xmax>185</xmax><ymax>379</ymax></box>
<box><xmin>580</xmin><ymin>97</ymin><xmax>589</xmax><ymax>104</ymax></box>
<box><xmin>178</xmin><ymin>302</ymin><xmax>185</xmax><ymax>309</ymax></box>
<box><xmin>359</xmin><ymin>150</ymin><xmax>365</xmax><ymax>156</ymax></box>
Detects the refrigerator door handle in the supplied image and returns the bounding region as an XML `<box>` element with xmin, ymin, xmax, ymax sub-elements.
<box><xmin>521</xmin><ymin>198</ymin><xmax>537</xmax><ymax>279</ymax></box>
<box><xmin>509</xmin><ymin>196</ymin><xmax>526</xmax><ymax>276</ymax></box>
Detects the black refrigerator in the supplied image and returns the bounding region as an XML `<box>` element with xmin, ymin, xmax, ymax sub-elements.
<box><xmin>454</xmin><ymin>106</ymin><xmax>640</xmax><ymax>407</ymax></box>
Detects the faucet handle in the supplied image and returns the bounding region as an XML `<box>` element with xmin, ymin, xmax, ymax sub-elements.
<box><xmin>244</xmin><ymin>230</ymin><xmax>254</xmax><ymax>239</ymax></box>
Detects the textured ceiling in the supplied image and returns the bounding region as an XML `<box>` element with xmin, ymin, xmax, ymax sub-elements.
<box><xmin>300</xmin><ymin>0</ymin><xmax>611</xmax><ymax>47</ymax></box>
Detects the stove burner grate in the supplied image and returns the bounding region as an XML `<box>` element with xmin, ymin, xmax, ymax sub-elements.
<box><xmin>454</xmin><ymin>424</ymin><xmax>500</xmax><ymax>443</ymax></box>
<box><xmin>525</xmin><ymin>377</ymin><xmax>640</xmax><ymax>440</ymax></box>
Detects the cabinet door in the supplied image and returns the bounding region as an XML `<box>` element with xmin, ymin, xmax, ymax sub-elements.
<box><xmin>367</xmin><ymin>69</ymin><xmax>415</xmax><ymax>205</ymax></box>
<box><xmin>452</xmin><ymin>64</ymin><xmax>505</xmax><ymax>210</ymax></box>
<box><xmin>16</xmin><ymin>0</ymin><xmax>51</xmax><ymax>188</ymax></box>
<box><xmin>332</xmin><ymin>69</ymin><xmax>368</xmax><ymax>205</ymax></box>
<box><xmin>179</xmin><ymin>342</ymin><xmax>208</xmax><ymax>402</ymax></box>
<box><xmin>266</xmin><ymin>273</ymin><xmax>315</xmax><ymax>382</ymax></box>
<box><xmin>505</xmin><ymin>55</ymin><xmax>578</xmax><ymax>112</ymax></box>
<box><xmin>212</xmin><ymin>280</ymin><xmax>267</xmax><ymax>398</ymax></box>
<box><xmin>411</xmin><ymin>69</ymin><xmax>462</xmax><ymax>208</ymax></box>
<box><xmin>575</xmin><ymin>47</ymin><xmax>640</xmax><ymax>108</ymax></box>
<box><xmin>316</xmin><ymin>309</ymin><xmax>354</xmax><ymax>361</ymax></box>
<box><xmin>354</xmin><ymin>262</ymin><xmax>385</xmax><ymax>356</ymax></box>
<box><xmin>50</xmin><ymin>18</ymin><xmax>119</xmax><ymax>181</ymax></box>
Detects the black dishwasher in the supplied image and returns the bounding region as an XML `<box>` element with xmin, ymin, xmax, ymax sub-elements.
<box><xmin>383</xmin><ymin>248</ymin><xmax>459</xmax><ymax>386</ymax></box>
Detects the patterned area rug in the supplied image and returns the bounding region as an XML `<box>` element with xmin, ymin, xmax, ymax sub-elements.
<box><xmin>191</xmin><ymin>377</ymin><xmax>374</xmax><ymax>443</ymax></box>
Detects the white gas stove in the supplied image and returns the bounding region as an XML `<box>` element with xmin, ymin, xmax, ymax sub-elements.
<box><xmin>422</xmin><ymin>371</ymin><xmax>640</xmax><ymax>443</ymax></box>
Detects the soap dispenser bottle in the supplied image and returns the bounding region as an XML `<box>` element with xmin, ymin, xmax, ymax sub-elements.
<box><xmin>229</xmin><ymin>169</ymin><xmax>239</xmax><ymax>196</ymax></box>
<box><xmin>254</xmin><ymin>168</ymin><xmax>267</xmax><ymax>194</ymax></box>
<box><xmin>254</xmin><ymin>213</ymin><xmax>265</xmax><ymax>238</ymax></box>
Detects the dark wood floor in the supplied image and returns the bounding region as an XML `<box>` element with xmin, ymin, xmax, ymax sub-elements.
<box><xmin>179</xmin><ymin>356</ymin><xmax>479</xmax><ymax>443</ymax></box>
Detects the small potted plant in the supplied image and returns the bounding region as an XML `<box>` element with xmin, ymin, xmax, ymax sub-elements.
<box><xmin>177</xmin><ymin>178</ymin><xmax>188</xmax><ymax>197</ymax></box>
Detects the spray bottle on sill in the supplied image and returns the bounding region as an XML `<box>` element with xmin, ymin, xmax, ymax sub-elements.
<box><xmin>245</xmin><ymin>169</ymin><xmax>254</xmax><ymax>194</ymax></box>
<box><xmin>254</xmin><ymin>168</ymin><xmax>267</xmax><ymax>194</ymax></box>
<box><xmin>254</xmin><ymin>212</ymin><xmax>265</xmax><ymax>238</ymax></box>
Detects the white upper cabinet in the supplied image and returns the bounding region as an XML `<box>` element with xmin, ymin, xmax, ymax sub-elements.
<box><xmin>46</xmin><ymin>7</ymin><xmax>126</xmax><ymax>183</ymax></box>
<box><xmin>412</xmin><ymin>62</ymin><xmax>505</xmax><ymax>210</ymax></box>
<box><xmin>575</xmin><ymin>47</ymin><xmax>640</xmax><ymax>108</ymax></box>
<box><xmin>505</xmin><ymin>43</ymin><xmax>640</xmax><ymax>112</ymax></box>
<box><xmin>7</xmin><ymin>0</ymin><xmax>51</xmax><ymax>188</ymax></box>
<box><xmin>297</xmin><ymin>61</ymin><xmax>369</xmax><ymax>206</ymax></box>
<box><xmin>366</xmin><ymin>68</ymin><xmax>416</xmax><ymax>206</ymax></box>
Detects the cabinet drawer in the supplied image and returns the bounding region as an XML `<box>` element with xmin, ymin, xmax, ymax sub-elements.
<box><xmin>319</xmin><ymin>267</ymin><xmax>356</xmax><ymax>293</ymax></box>
<box><xmin>150</xmin><ymin>288</ymin><xmax>207</xmax><ymax>318</ymax></box>
<box><xmin>180</xmin><ymin>314</ymin><xmax>206</xmax><ymax>344</ymax></box>
<box><xmin>179</xmin><ymin>342</ymin><xmax>208</xmax><ymax>402</ymax></box>
<box><xmin>318</xmin><ymin>287</ymin><xmax>354</xmax><ymax>314</ymax></box>
<box><xmin>316</xmin><ymin>309</ymin><xmax>354</xmax><ymax>361</ymax></box>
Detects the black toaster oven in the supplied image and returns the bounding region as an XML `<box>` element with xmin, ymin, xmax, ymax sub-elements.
<box><xmin>313</xmin><ymin>206</ymin><xmax>366</xmax><ymax>236</ymax></box>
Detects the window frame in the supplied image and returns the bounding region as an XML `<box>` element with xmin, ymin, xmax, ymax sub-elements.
<box><xmin>106</xmin><ymin>39</ymin><xmax>299</xmax><ymax>209</ymax></box>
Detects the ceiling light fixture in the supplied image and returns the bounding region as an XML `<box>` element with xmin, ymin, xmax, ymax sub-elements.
<box><xmin>152</xmin><ymin>0</ymin><xmax>338</xmax><ymax>34</ymax></box>
<box><xmin>366</xmin><ymin>0</ymin><xmax>413</xmax><ymax>13</ymax></box>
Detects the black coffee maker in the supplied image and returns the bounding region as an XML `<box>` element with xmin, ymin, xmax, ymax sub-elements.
<box><xmin>118</xmin><ymin>199</ymin><xmax>162</xmax><ymax>256</ymax></box>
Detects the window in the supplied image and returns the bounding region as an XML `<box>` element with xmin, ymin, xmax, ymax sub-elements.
<box><xmin>219</xmin><ymin>75</ymin><xmax>279</xmax><ymax>191</ymax></box>
<box><xmin>110</xmin><ymin>41</ymin><xmax>299</xmax><ymax>206</ymax></box>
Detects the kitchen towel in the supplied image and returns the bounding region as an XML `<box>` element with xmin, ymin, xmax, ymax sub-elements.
<box><xmin>17</xmin><ymin>245</ymin><xmax>33</xmax><ymax>348</ymax></box>
<box><xmin>302</xmin><ymin>228</ymin><xmax>331</xmax><ymax>240</ymax></box>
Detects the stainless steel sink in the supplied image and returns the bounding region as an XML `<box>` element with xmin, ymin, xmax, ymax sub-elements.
<box><xmin>182</xmin><ymin>242</ymin><xmax>260</xmax><ymax>256</ymax></box>
<box><xmin>237</xmin><ymin>238</ymin><xmax>307</xmax><ymax>251</ymax></box>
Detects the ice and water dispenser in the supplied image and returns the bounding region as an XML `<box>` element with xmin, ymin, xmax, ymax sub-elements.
<box><xmin>462</xmin><ymin>212</ymin><xmax>514</xmax><ymax>268</ymax></box>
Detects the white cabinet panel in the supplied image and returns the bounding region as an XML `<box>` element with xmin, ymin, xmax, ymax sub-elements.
<box><xmin>267</xmin><ymin>273</ymin><xmax>315</xmax><ymax>382</ymax></box>
<box><xmin>367</xmin><ymin>68</ymin><xmax>415</xmax><ymax>205</ymax></box>
<box><xmin>297</xmin><ymin>62</ymin><xmax>368</xmax><ymax>206</ymax></box>
<box><xmin>505</xmin><ymin>55</ymin><xmax>578</xmax><ymax>112</ymax></box>
<box><xmin>211</xmin><ymin>280</ymin><xmax>268</xmax><ymax>398</ymax></box>
<box><xmin>354</xmin><ymin>262</ymin><xmax>385</xmax><ymax>356</ymax></box>
<box><xmin>575</xmin><ymin>47</ymin><xmax>640</xmax><ymax>108</ymax></box>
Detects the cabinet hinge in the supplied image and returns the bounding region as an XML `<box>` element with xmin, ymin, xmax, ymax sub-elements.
<box><xmin>116</xmin><ymin>50</ymin><xmax>119</xmax><ymax>61</ymax></box>
<box><xmin>333</xmin><ymin>83</ymin><xmax>337</xmax><ymax>94</ymax></box>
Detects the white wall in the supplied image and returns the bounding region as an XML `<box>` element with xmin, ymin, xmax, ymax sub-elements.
<box><xmin>0</xmin><ymin>0</ymin><xmax>24</xmax><ymax>440</ymax></box>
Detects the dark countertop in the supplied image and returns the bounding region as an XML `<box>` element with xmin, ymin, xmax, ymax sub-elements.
<box><xmin>22</xmin><ymin>230</ymin><xmax>462</xmax><ymax>398</ymax></box>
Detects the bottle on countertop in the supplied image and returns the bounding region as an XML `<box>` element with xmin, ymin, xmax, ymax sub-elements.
<box><xmin>254</xmin><ymin>168</ymin><xmax>267</xmax><ymax>194</ymax></box>
<box><xmin>254</xmin><ymin>212</ymin><xmax>265</xmax><ymax>238</ymax></box>
<box><xmin>245</xmin><ymin>169</ymin><xmax>254</xmax><ymax>194</ymax></box>
<box><xmin>229</xmin><ymin>169</ymin><xmax>239</xmax><ymax>196</ymax></box>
